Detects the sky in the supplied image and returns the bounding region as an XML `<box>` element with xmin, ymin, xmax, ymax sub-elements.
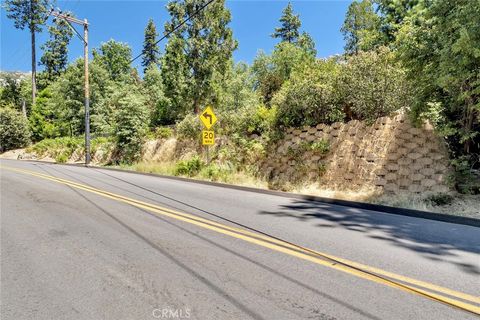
<box><xmin>1</xmin><ymin>0</ymin><xmax>352</xmax><ymax>73</ymax></box>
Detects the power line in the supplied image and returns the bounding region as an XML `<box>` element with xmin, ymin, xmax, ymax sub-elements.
<box><xmin>130</xmin><ymin>0</ymin><xmax>217</xmax><ymax>64</ymax></box>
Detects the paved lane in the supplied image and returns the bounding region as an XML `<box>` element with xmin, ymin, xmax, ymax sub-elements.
<box><xmin>1</xmin><ymin>159</ymin><xmax>479</xmax><ymax>319</ymax></box>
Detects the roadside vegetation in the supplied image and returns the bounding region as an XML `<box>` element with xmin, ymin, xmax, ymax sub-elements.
<box><xmin>1</xmin><ymin>0</ymin><xmax>479</xmax><ymax>211</ymax></box>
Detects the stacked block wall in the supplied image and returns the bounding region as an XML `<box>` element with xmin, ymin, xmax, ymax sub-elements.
<box><xmin>264</xmin><ymin>114</ymin><xmax>450</xmax><ymax>195</ymax></box>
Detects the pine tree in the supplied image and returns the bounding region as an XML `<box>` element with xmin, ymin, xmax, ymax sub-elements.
<box><xmin>163</xmin><ymin>0</ymin><xmax>237</xmax><ymax>114</ymax></box>
<box><xmin>4</xmin><ymin>0</ymin><xmax>50</xmax><ymax>104</ymax></box>
<box><xmin>298</xmin><ymin>32</ymin><xmax>316</xmax><ymax>57</ymax></box>
<box><xmin>141</xmin><ymin>19</ymin><xmax>160</xmax><ymax>73</ymax></box>
<box><xmin>341</xmin><ymin>0</ymin><xmax>383</xmax><ymax>55</ymax></box>
<box><xmin>272</xmin><ymin>2</ymin><xmax>301</xmax><ymax>43</ymax></box>
<box><xmin>375</xmin><ymin>0</ymin><xmax>419</xmax><ymax>42</ymax></box>
<box><xmin>40</xmin><ymin>16</ymin><xmax>74</xmax><ymax>83</ymax></box>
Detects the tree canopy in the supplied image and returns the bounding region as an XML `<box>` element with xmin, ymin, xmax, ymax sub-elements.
<box><xmin>162</xmin><ymin>0</ymin><xmax>237</xmax><ymax>113</ymax></box>
<box><xmin>341</xmin><ymin>0</ymin><xmax>383</xmax><ymax>55</ymax></box>
<box><xmin>272</xmin><ymin>2</ymin><xmax>301</xmax><ymax>43</ymax></box>
<box><xmin>141</xmin><ymin>19</ymin><xmax>160</xmax><ymax>73</ymax></box>
<box><xmin>40</xmin><ymin>16</ymin><xmax>74</xmax><ymax>83</ymax></box>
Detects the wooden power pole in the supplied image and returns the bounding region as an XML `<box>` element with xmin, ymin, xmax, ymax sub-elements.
<box><xmin>49</xmin><ymin>10</ymin><xmax>91</xmax><ymax>165</ymax></box>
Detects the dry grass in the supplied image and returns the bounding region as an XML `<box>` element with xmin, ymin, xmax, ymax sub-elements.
<box><xmin>118</xmin><ymin>161</ymin><xmax>269</xmax><ymax>189</ymax></box>
<box><xmin>372</xmin><ymin>193</ymin><xmax>480</xmax><ymax>218</ymax></box>
<box><xmin>121</xmin><ymin>161</ymin><xmax>178</xmax><ymax>176</ymax></box>
<box><xmin>292</xmin><ymin>184</ymin><xmax>380</xmax><ymax>202</ymax></box>
<box><xmin>116</xmin><ymin>161</ymin><xmax>479</xmax><ymax>218</ymax></box>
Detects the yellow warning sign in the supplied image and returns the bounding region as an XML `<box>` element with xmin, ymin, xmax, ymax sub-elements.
<box><xmin>200</xmin><ymin>106</ymin><xmax>217</xmax><ymax>129</ymax></box>
<box><xmin>202</xmin><ymin>130</ymin><xmax>215</xmax><ymax>145</ymax></box>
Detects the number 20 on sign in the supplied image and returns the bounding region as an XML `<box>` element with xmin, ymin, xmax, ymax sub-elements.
<box><xmin>202</xmin><ymin>130</ymin><xmax>215</xmax><ymax>145</ymax></box>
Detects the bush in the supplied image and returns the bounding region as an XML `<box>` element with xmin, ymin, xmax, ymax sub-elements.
<box><xmin>55</xmin><ymin>153</ymin><xmax>69</xmax><ymax>163</ymax></box>
<box><xmin>154</xmin><ymin>126</ymin><xmax>174</xmax><ymax>139</ymax></box>
<box><xmin>309</xmin><ymin>139</ymin><xmax>330</xmax><ymax>154</ymax></box>
<box><xmin>113</xmin><ymin>86</ymin><xmax>149</xmax><ymax>163</ymax></box>
<box><xmin>176</xmin><ymin>113</ymin><xmax>201</xmax><ymax>140</ymax></box>
<box><xmin>272</xmin><ymin>59</ymin><xmax>344</xmax><ymax>127</ymax></box>
<box><xmin>0</xmin><ymin>106</ymin><xmax>31</xmax><ymax>152</ymax></box>
<box><xmin>174</xmin><ymin>156</ymin><xmax>203</xmax><ymax>176</ymax></box>
<box><xmin>449</xmin><ymin>155</ymin><xmax>480</xmax><ymax>194</ymax></box>
<box><xmin>338</xmin><ymin>47</ymin><xmax>411</xmax><ymax>123</ymax></box>
<box><xmin>199</xmin><ymin>163</ymin><xmax>232</xmax><ymax>181</ymax></box>
<box><xmin>425</xmin><ymin>193</ymin><xmax>454</xmax><ymax>206</ymax></box>
<box><xmin>218</xmin><ymin>104</ymin><xmax>276</xmax><ymax>137</ymax></box>
<box><xmin>27</xmin><ymin>136</ymin><xmax>83</xmax><ymax>160</ymax></box>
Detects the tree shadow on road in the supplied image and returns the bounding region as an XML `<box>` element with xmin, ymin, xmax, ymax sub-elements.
<box><xmin>258</xmin><ymin>199</ymin><xmax>480</xmax><ymax>275</ymax></box>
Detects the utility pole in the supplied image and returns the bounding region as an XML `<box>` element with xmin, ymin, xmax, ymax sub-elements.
<box><xmin>83</xmin><ymin>19</ymin><xmax>90</xmax><ymax>165</ymax></box>
<box><xmin>49</xmin><ymin>10</ymin><xmax>91</xmax><ymax>165</ymax></box>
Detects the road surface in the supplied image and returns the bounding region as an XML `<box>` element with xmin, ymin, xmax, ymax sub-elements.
<box><xmin>1</xmin><ymin>159</ymin><xmax>479</xmax><ymax>319</ymax></box>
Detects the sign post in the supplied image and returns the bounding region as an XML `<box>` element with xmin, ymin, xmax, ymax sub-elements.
<box><xmin>199</xmin><ymin>106</ymin><xmax>217</xmax><ymax>164</ymax></box>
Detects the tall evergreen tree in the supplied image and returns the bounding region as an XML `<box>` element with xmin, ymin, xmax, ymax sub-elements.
<box><xmin>162</xmin><ymin>0</ymin><xmax>237</xmax><ymax>114</ymax></box>
<box><xmin>375</xmin><ymin>0</ymin><xmax>419</xmax><ymax>43</ymax></box>
<box><xmin>341</xmin><ymin>0</ymin><xmax>383</xmax><ymax>55</ymax></box>
<box><xmin>4</xmin><ymin>0</ymin><xmax>51</xmax><ymax>104</ymax></box>
<box><xmin>298</xmin><ymin>32</ymin><xmax>316</xmax><ymax>57</ymax></box>
<box><xmin>141</xmin><ymin>19</ymin><xmax>160</xmax><ymax>73</ymax></box>
<box><xmin>271</xmin><ymin>2</ymin><xmax>301</xmax><ymax>43</ymax></box>
<box><xmin>40</xmin><ymin>16</ymin><xmax>74</xmax><ymax>83</ymax></box>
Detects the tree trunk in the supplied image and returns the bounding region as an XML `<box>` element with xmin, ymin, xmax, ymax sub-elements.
<box><xmin>31</xmin><ymin>25</ymin><xmax>37</xmax><ymax>105</ymax></box>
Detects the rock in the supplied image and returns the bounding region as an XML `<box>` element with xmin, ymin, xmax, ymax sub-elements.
<box><xmin>407</xmin><ymin>152</ymin><xmax>422</xmax><ymax>160</ymax></box>
<box><xmin>410</xmin><ymin>173</ymin><xmax>425</xmax><ymax>181</ymax></box>
<box><xmin>431</xmin><ymin>185</ymin><xmax>449</xmax><ymax>193</ymax></box>
<box><xmin>385</xmin><ymin>173</ymin><xmax>397</xmax><ymax>181</ymax></box>
<box><xmin>308</xmin><ymin>127</ymin><xmax>317</xmax><ymax>134</ymax></box>
<box><xmin>332</xmin><ymin>122</ymin><xmax>343</xmax><ymax>129</ymax></box>
<box><xmin>386</xmin><ymin>163</ymin><xmax>399</xmax><ymax>171</ymax></box>
<box><xmin>420</xmin><ymin>168</ymin><xmax>435</xmax><ymax>176</ymax></box>
<box><xmin>408</xmin><ymin>127</ymin><xmax>423</xmax><ymax>136</ymax></box>
<box><xmin>408</xmin><ymin>184</ymin><xmax>424</xmax><ymax>193</ymax></box>
<box><xmin>397</xmin><ymin>157</ymin><xmax>412</xmax><ymax>166</ymax></box>
<box><xmin>417</xmin><ymin>157</ymin><xmax>433</xmax><ymax>166</ymax></box>
<box><xmin>421</xmin><ymin>179</ymin><xmax>436</xmax><ymax>187</ymax></box>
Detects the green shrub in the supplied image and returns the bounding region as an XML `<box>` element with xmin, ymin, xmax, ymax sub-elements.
<box><xmin>272</xmin><ymin>59</ymin><xmax>344</xmax><ymax>127</ymax></box>
<box><xmin>425</xmin><ymin>193</ymin><xmax>454</xmax><ymax>206</ymax></box>
<box><xmin>199</xmin><ymin>163</ymin><xmax>232</xmax><ymax>181</ymax></box>
<box><xmin>0</xmin><ymin>106</ymin><xmax>31</xmax><ymax>152</ymax></box>
<box><xmin>55</xmin><ymin>152</ymin><xmax>69</xmax><ymax>163</ymax></box>
<box><xmin>318</xmin><ymin>163</ymin><xmax>327</xmax><ymax>175</ymax></box>
<box><xmin>309</xmin><ymin>139</ymin><xmax>330</xmax><ymax>154</ymax></box>
<box><xmin>113</xmin><ymin>86</ymin><xmax>149</xmax><ymax>164</ymax></box>
<box><xmin>155</xmin><ymin>126</ymin><xmax>174</xmax><ymax>139</ymax></box>
<box><xmin>91</xmin><ymin>137</ymin><xmax>114</xmax><ymax>154</ymax></box>
<box><xmin>338</xmin><ymin>47</ymin><xmax>411</xmax><ymax>123</ymax></box>
<box><xmin>449</xmin><ymin>156</ymin><xmax>480</xmax><ymax>194</ymax></box>
<box><xmin>174</xmin><ymin>156</ymin><xmax>203</xmax><ymax>176</ymax></box>
<box><xmin>27</xmin><ymin>136</ymin><xmax>83</xmax><ymax>160</ymax></box>
<box><xmin>176</xmin><ymin>113</ymin><xmax>201</xmax><ymax>140</ymax></box>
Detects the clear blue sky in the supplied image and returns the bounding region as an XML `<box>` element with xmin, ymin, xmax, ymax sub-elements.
<box><xmin>1</xmin><ymin>0</ymin><xmax>352</xmax><ymax>72</ymax></box>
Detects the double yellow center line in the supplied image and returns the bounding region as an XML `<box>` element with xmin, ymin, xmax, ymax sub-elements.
<box><xmin>2</xmin><ymin>165</ymin><xmax>479</xmax><ymax>315</ymax></box>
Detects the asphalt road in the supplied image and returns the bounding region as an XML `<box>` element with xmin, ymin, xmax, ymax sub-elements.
<box><xmin>1</xmin><ymin>159</ymin><xmax>479</xmax><ymax>320</ymax></box>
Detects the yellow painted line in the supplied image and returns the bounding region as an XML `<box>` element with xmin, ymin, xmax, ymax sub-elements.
<box><xmin>6</xmin><ymin>165</ymin><xmax>479</xmax><ymax>305</ymax></box>
<box><xmin>3</xmin><ymin>165</ymin><xmax>480</xmax><ymax>315</ymax></box>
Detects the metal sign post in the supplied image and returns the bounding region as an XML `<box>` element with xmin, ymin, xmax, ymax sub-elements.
<box><xmin>199</xmin><ymin>106</ymin><xmax>217</xmax><ymax>165</ymax></box>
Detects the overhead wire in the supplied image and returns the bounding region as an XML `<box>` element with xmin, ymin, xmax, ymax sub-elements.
<box><xmin>129</xmin><ymin>0</ymin><xmax>217</xmax><ymax>64</ymax></box>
